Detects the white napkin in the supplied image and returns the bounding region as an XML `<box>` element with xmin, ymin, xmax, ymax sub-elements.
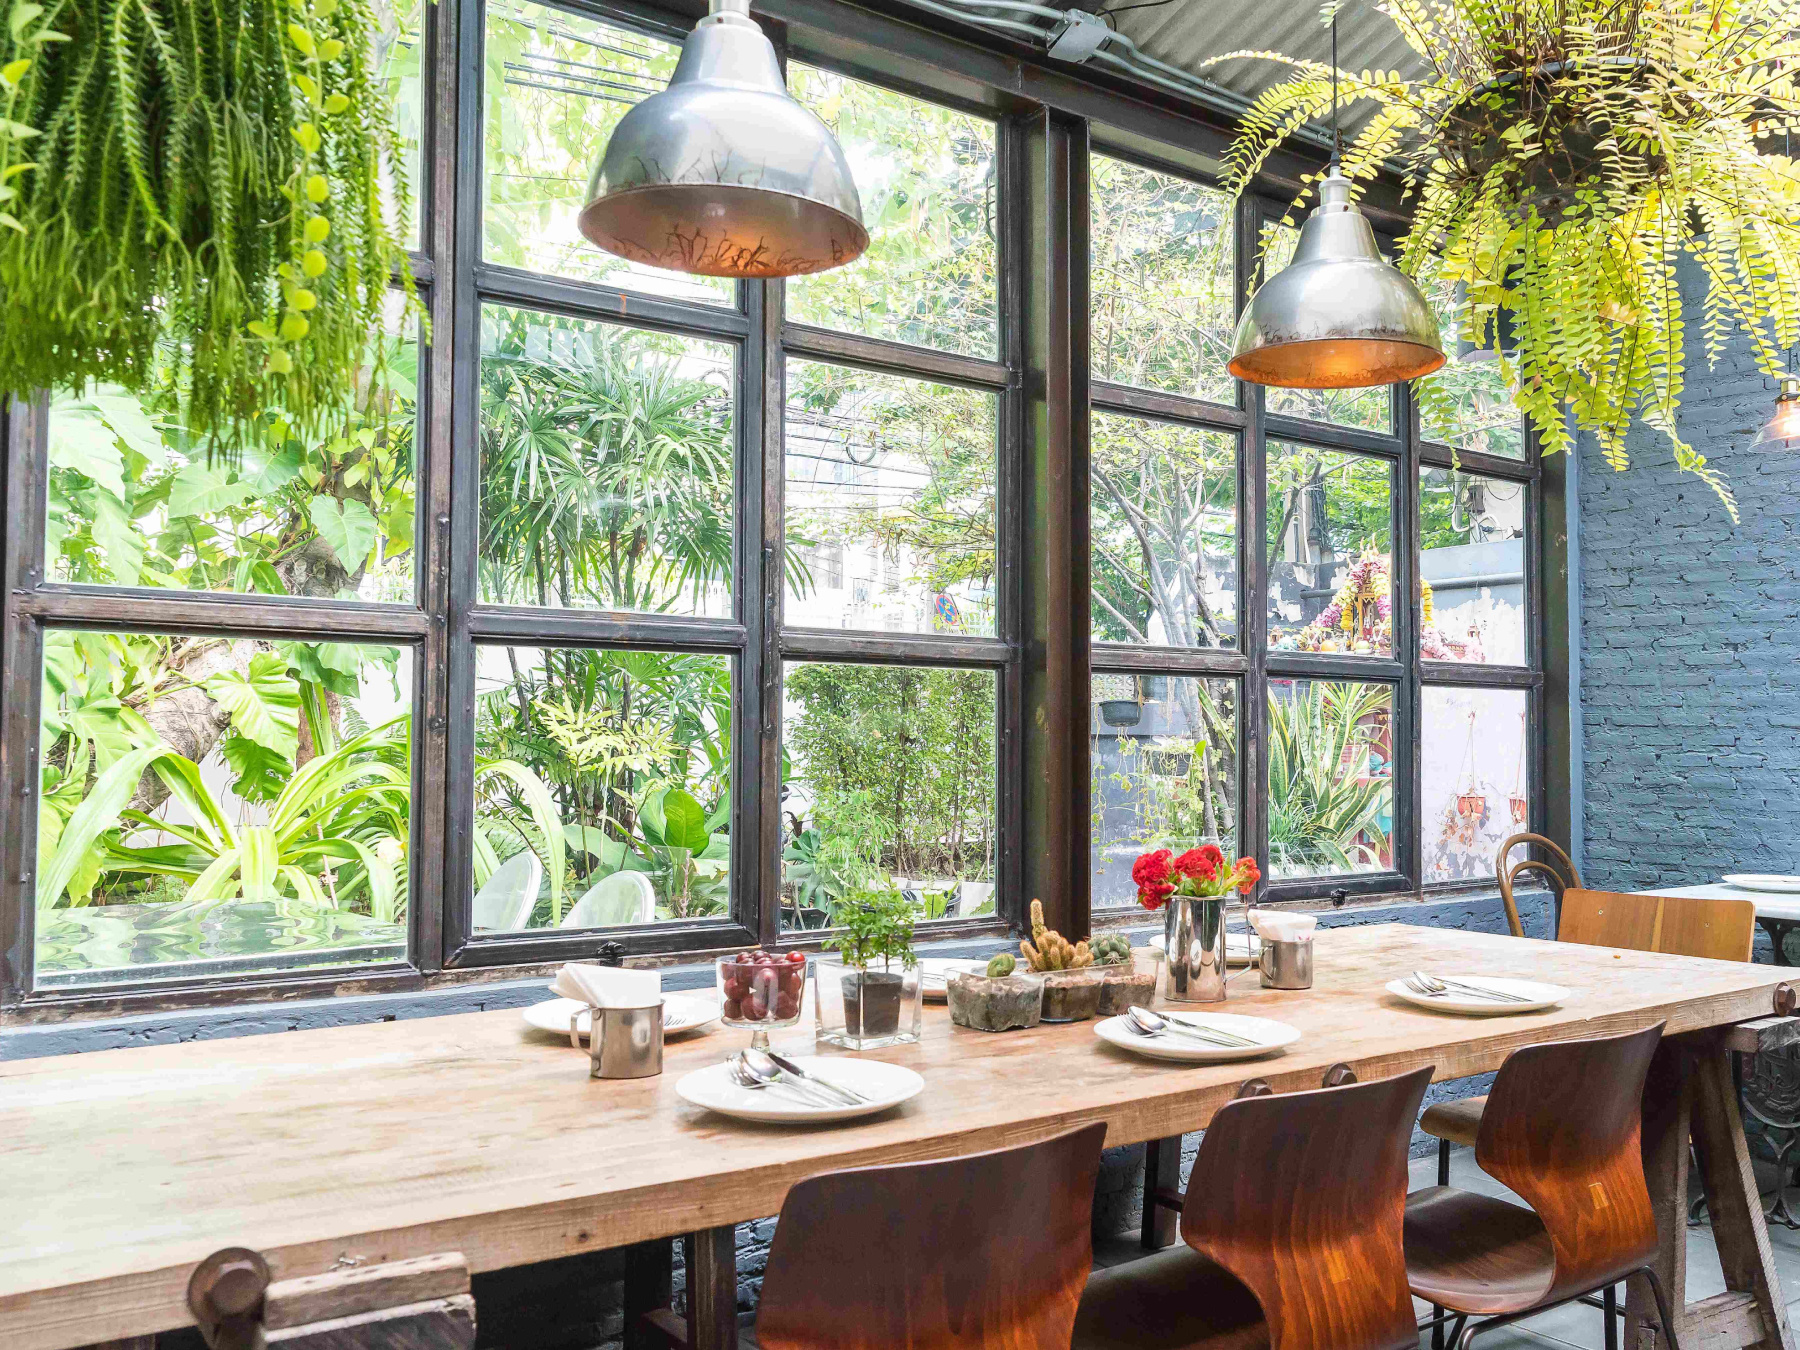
<box><xmin>1249</xmin><ymin>910</ymin><xmax>1318</xmax><ymax>944</ymax></box>
<box><xmin>551</xmin><ymin>961</ymin><xmax>661</xmax><ymax>1009</ymax></box>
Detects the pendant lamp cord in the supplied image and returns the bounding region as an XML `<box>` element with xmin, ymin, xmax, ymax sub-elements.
<box><xmin>1329</xmin><ymin>9</ymin><xmax>1342</xmax><ymax>168</ymax></box>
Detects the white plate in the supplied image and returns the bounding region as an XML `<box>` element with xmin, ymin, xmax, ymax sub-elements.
<box><xmin>522</xmin><ymin>992</ymin><xmax>720</xmax><ymax>1042</ymax></box>
<box><xmin>1093</xmin><ymin>1011</ymin><xmax>1299</xmax><ymax>1063</ymax></box>
<box><xmin>1148</xmin><ymin>932</ymin><xmax>1258</xmax><ymax>966</ymax></box>
<box><xmin>1385</xmin><ymin>975</ymin><xmax>1568</xmax><ymax>1016</ymax></box>
<box><xmin>675</xmin><ymin>1055</ymin><xmax>924</xmax><ymax>1123</ymax></box>
<box><xmin>919</xmin><ymin>958</ymin><xmax>992</xmax><ymax>1002</ymax></box>
<box><xmin>1723</xmin><ymin>874</ymin><xmax>1800</xmax><ymax>895</ymax></box>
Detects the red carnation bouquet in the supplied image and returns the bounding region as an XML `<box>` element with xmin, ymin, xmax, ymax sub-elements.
<box><xmin>1130</xmin><ymin>844</ymin><xmax>1262</xmax><ymax>911</ymax></box>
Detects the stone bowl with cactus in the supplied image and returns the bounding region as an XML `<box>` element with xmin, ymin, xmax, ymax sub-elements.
<box><xmin>945</xmin><ymin>950</ymin><xmax>1044</xmax><ymax>1034</ymax></box>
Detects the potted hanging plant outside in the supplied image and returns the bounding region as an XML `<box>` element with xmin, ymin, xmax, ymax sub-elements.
<box><xmin>0</xmin><ymin>0</ymin><xmax>417</xmax><ymax>442</ymax></box>
<box><xmin>1205</xmin><ymin>0</ymin><xmax>1800</xmax><ymax>518</ymax></box>
<box><xmin>816</xmin><ymin>884</ymin><xmax>923</xmax><ymax>1050</ymax></box>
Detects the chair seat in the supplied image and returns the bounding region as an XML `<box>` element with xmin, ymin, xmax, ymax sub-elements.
<box><xmin>1071</xmin><ymin>1245</ymin><xmax>1268</xmax><ymax>1350</ymax></box>
<box><xmin>1405</xmin><ymin>1185</ymin><xmax>1556</xmax><ymax>1315</ymax></box>
<box><xmin>1419</xmin><ymin>1094</ymin><xmax>1487</xmax><ymax>1148</ymax></box>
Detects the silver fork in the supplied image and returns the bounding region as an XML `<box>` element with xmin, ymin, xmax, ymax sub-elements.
<box><xmin>1407</xmin><ymin>971</ymin><xmax>1532</xmax><ymax>1004</ymax></box>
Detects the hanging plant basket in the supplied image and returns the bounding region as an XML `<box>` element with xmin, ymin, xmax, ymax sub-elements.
<box><xmin>1510</xmin><ymin>795</ymin><xmax>1530</xmax><ymax>826</ymax></box>
<box><xmin>1445</xmin><ymin>58</ymin><xmax>1665</xmax><ymax>226</ymax></box>
<box><xmin>1456</xmin><ymin>792</ymin><xmax>1487</xmax><ymax>821</ymax></box>
<box><xmin>1098</xmin><ymin>699</ymin><xmax>1144</xmax><ymax>729</ymax></box>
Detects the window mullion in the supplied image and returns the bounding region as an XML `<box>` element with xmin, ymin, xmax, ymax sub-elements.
<box><xmin>1236</xmin><ymin>194</ymin><xmax>1270</xmax><ymax>898</ymax></box>
<box><xmin>1394</xmin><ymin>378</ymin><xmax>1423</xmax><ymax>892</ymax></box>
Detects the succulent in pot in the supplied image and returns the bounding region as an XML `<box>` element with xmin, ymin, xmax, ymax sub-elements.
<box><xmin>1089</xmin><ymin>933</ymin><xmax>1157</xmax><ymax>1016</ymax></box>
<box><xmin>946</xmin><ymin>953</ymin><xmax>1044</xmax><ymax>1034</ymax></box>
<box><xmin>816</xmin><ymin>884</ymin><xmax>922</xmax><ymax>1050</ymax></box>
<box><xmin>1019</xmin><ymin>899</ymin><xmax>1104</xmax><ymax>1023</ymax></box>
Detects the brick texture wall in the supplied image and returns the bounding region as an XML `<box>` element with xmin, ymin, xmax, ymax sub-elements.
<box><xmin>1578</xmin><ymin>258</ymin><xmax>1800</xmax><ymax>896</ymax></box>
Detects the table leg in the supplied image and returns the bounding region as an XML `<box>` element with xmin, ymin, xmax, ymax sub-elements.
<box><xmin>684</xmin><ymin>1227</ymin><xmax>739</xmax><ymax>1350</ymax></box>
<box><xmin>624</xmin><ymin>1239</ymin><xmax>675</xmax><ymax>1350</ymax></box>
<box><xmin>1629</xmin><ymin>1035</ymin><xmax>1796</xmax><ymax>1350</ymax></box>
<box><xmin>1141</xmin><ymin>1134</ymin><xmax>1182</xmax><ymax>1250</ymax></box>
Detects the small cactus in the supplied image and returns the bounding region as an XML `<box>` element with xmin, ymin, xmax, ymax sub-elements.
<box><xmin>1091</xmin><ymin>933</ymin><xmax>1132</xmax><ymax>966</ymax></box>
<box><xmin>1020</xmin><ymin>898</ymin><xmax>1093</xmax><ymax>972</ymax></box>
<box><xmin>985</xmin><ymin>952</ymin><xmax>1017</xmax><ymax>978</ymax></box>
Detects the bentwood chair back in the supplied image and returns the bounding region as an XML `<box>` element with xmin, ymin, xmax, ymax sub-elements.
<box><xmin>1074</xmin><ymin>1067</ymin><xmax>1433</xmax><ymax>1350</ymax></box>
<box><xmin>751</xmin><ymin>1123</ymin><xmax>1107</xmax><ymax>1349</ymax></box>
<box><xmin>1497</xmin><ymin>832</ymin><xmax>1582</xmax><ymax>938</ymax></box>
<box><xmin>1406</xmin><ymin>1023</ymin><xmax>1669</xmax><ymax>1334</ymax></box>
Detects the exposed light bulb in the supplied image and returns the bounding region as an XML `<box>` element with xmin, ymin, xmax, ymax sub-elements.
<box><xmin>1755</xmin><ymin>373</ymin><xmax>1800</xmax><ymax>447</ymax></box>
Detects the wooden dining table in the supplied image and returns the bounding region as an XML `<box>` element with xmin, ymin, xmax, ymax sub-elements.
<box><xmin>4</xmin><ymin>922</ymin><xmax>1797</xmax><ymax>1350</ymax></box>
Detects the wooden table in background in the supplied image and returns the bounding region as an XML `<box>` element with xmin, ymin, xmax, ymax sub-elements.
<box><xmin>2</xmin><ymin>923</ymin><xmax>1794</xmax><ymax>1350</ymax></box>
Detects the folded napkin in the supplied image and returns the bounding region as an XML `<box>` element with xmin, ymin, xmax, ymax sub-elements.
<box><xmin>1249</xmin><ymin>910</ymin><xmax>1317</xmax><ymax>944</ymax></box>
<box><xmin>551</xmin><ymin>961</ymin><xmax>661</xmax><ymax>1009</ymax></box>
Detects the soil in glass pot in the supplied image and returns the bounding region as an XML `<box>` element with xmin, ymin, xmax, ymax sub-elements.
<box><xmin>842</xmin><ymin>968</ymin><xmax>906</xmax><ymax>1038</ymax></box>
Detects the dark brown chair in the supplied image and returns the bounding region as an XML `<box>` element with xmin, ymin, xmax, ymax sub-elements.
<box><xmin>747</xmin><ymin>1122</ymin><xmax>1107</xmax><ymax>1348</ymax></box>
<box><xmin>1073</xmin><ymin>1066</ymin><xmax>1434</xmax><ymax>1350</ymax></box>
<box><xmin>1407</xmin><ymin>1023</ymin><xmax>1679</xmax><ymax>1350</ymax></box>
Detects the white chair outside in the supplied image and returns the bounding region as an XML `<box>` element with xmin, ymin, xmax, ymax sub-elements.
<box><xmin>472</xmin><ymin>851</ymin><xmax>542</xmax><ymax>932</ymax></box>
<box><xmin>561</xmin><ymin>870</ymin><xmax>657</xmax><ymax>929</ymax></box>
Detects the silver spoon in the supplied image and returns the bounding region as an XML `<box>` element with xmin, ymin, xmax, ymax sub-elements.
<box><xmin>729</xmin><ymin>1053</ymin><xmax>837</xmax><ymax>1106</ymax></box>
<box><xmin>759</xmin><ymin>1048</ymin><xmax>868</xmax><ymax>1105</ymax></box>
<box><xmin>1126</xmin><ymin>1005</ymin><xmax>1260</xmax><ymax>1048</ymax></box>
<box><xmin>1409</xmin><ymin>971</ymin><xmax>1532</xmax><ymax>1003</ymax></box>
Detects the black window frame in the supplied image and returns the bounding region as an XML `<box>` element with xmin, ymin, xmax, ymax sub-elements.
<box><xmin>0</xmin><ymin>0</ymin><xmax>1547</xmax><ymax>1019</ymax></box>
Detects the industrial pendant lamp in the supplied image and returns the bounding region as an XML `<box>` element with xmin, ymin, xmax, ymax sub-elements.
<box><xmin>1228</xmin><ymin>14</ymin><xmax>1444</xmax><ymax>389</ymax></box>
<box><xmin>578</xmin><ymin>0</ymin><xmax>868</xmax><ymax>279</ymax></box>
<box><xmin>1754</xmin><ymin>363</ymin><xmax>1800</xmax><ymax>447</ymax></box>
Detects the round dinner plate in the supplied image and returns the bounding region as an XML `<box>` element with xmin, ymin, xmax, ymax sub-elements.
<box><xmin>1093</xmin><ymin>1011</ymin><xmax>1299</xmax><ymax>1063</ymax></box>
<box><xmin>522</xmin><ymin>992</ymin><xmax>719</xmax><ymax>1041</ymax></box>
<box><xmin>1723</xmin><ymin>874</ymin><xmax>1800</xmax><ymax>895</ymax></box>
<box><xmin>1385</xmin><ymin>975</ymin><xmax>1568</xmax><ymax>1017</ymax></box>
<box><xmin>675</xmin><ymin>1056</ymin><xmax>924</xmax><ymax>1123</ymax></box>
<box><xmin>1148</xmin><ymin>932</ymin><xmax>1257</xmax><ymax>967</ymax></box>
<box><xmin>919</xmin><ymin>957</ymin><xmax>991</xmax><ymax>1002</ymax></box>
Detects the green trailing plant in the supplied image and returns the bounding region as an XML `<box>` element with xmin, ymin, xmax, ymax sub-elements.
<box><xmin>825</xmin><ymin>884</ymin><xmax>917</xmax><ymax>972</ymax></box>
<box><xmin>0</xmin><ymin>0</ymin><xmax>417</xmax><ymax>440</ymax></box>
<box><xmin>1209</xmin><ymin>0</ymin><xmax>1800</xmax><ymax>515</ymax></box>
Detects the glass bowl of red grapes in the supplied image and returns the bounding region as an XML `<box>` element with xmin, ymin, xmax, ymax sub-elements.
<box><xmin>716</xmin><ymin>950</ymin><xmax>808</xmax><ymax>1050</ymax></box>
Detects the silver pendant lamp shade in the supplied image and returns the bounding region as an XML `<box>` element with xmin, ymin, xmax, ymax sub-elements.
<box><xmin>1754</xmin><ymin>372</ymin><xmax>1800</xmax><ymax>447</ymax></box>
<box><xmin>578</xmin><ymin>0</ymin><xmax>868</xmax><ymax>279</ymax></box>
<box><xmin>1228</xmin><ymin>166</ymin><xmax>1445</xmax><ymax>388</ymax></box>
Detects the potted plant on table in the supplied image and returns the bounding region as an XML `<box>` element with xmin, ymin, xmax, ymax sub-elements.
<box><xmin>1207</xmin><ymin>0</ymin><xmax>1800</xmax><ymax>517</ymax></box>
<box><xmin>815</xmin><ymin>884</ymin><xmax>923</xmax><ymax>1050</ymax></box>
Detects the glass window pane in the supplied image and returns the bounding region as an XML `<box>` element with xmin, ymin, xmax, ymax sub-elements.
<box><xmin>1091</xmin><ymin>675</ymin><xmax>1237</xmax><ymax>909</ymax></box>
<box><xmin>47</xmin><ymin>301</ymin><xmax>419</xmax><ymax>603</ymax></box>
<box><xmin>1423</xmin><ymin>686</ymin><xmax>1529</xmax><ymax>883</ymax></box>
<box><xmin>1266</xmin><ymin>442</ymin><xmax>1393</xmax><ymax>656</ymax></box>
<box><xmin>478</xmin><ymin>306</ymin><xmax>735</xmax><ymax>617</ymax></box>
<box><xmin>1419</xmin><ymin>467</ymin><xmax>1528</xmax><ymax>665</ymax></box>
<box><xmin>35</xmin><ymin>632</ymin><xmax>413</xmax><ymax>986</ymax></box>
<box><xmin>787</xmin><ymin>66</ymin><xmax>997</xmax><ymax>358</ymax></box>
<box><xmin>1259</xmin><ymin>222</ymin><xmax>1393</xmax><ymax>433</ymax></box>
<box><xmin>379</xmin><ymin>0</ymin><xmax>424</xmax><ymax>249</ymax></box>
<box><xmin>1091</xmin><ymin>413</ymin><xmax>1237</xmax><ymax>648</ymax></box>
<box><xmin>1090</xmin><ymin>155</ymin><xmax>1235</xmax><ymax>402</ymax></box>
<box><xmin>1267</xmin><ymin>678</ymin><xmax>1393</xmax><ymax>880</ymax></box>
<box><xmin>481</xmin><ymin>1</ymin><xmax>732</xmax><ymax>306</ymax></box>
<box><xmin>473</xmin><ymin>645</ymin><xmax>733</xmax><ymax>930</ymax></box>
<box><xmin>784</xmin><ymin>361</ymin><xmax>996</xmax><ymax>636</ymax></box>
<box><xmin>780</xmin><ymin>663</ymin><xmax>996</xmax><ymax>931</ymax></box>
<box><xmin>1416</xmin><ymin>278</ymin><xmax>1526</xmax><ymax>459</ymax></box>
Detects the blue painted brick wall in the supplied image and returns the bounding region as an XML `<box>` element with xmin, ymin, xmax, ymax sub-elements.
<box><xmin>1577</xmin><ymin>256</ymin><xmax>1800</xmax><ymax>896</ymax></box>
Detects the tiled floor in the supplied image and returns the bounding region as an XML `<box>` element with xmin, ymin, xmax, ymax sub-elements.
<box><xmin>1413</xmin><ymin>1146</ymin><xmax>1800</xmax><ymax>1350</ymax></box>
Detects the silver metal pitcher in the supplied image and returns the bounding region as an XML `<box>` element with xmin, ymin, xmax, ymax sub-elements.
<box><xmin>1160</xmin><ymin>895</ymin><xmax>1229</xmax><ymax>1003</ymax></box>
<box><xmin>574</xmin><ymin>1004</ymin><xmax>664</xmax><ymax>1079</ymax></box>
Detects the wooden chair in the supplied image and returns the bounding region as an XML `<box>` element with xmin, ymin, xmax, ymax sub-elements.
<box><xmin>1407</xmin><ymin>1023</ymin><xmax>1678</xmax><ymax>1350</ymax></box>
<box><xmin>1497</xmin><ymin>831</ymin><xmax>1582</xmax><ymax>939</ymax></box>
<box><xmin>746</xmin><ymin>1123</ymin><xmax>1107</xmax><ymax>1348</ymax></box>
<box><xmin>1072</xmin><ymin>1065</ymin><xmax>1434</xmax><ymax>1350</ymax></box>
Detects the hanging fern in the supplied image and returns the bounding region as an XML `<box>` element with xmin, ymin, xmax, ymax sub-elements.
<box><xmin>1207</xmin><ymin>0</ymin><xmax>1800</xmax><ymax>518</ymax></box>
<box><xmin>0</xmin><ymin>0</ymin><xmax>416</xmax><ymax>440</ymax></box>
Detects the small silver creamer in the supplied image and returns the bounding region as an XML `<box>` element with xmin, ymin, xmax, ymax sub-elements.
<box><xmin>571</xmin><ymin>1004</ymin><xmax>664</xmax><ymax>1079</ymax></box>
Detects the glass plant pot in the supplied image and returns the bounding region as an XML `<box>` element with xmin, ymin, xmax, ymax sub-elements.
<box><xmin>814</xmin><ymin>957</ymin><xmax>923</xmax><ymax>1051</ymax></box>
<box><xmin>716</xmin><ymin>951</ymin><xmax>807</xmax><ymax>1051</ymax></box>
